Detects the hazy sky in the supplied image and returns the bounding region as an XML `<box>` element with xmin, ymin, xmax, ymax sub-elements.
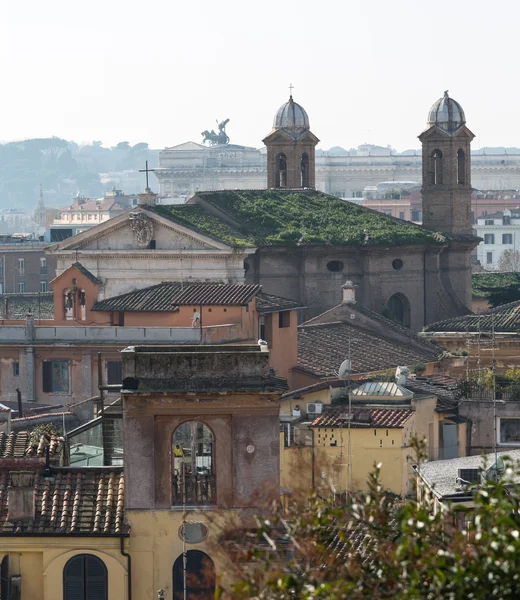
<box><xmin>1</xmin><ymin>0</ymin><xmax>517</xmax><ymax>151</ymax></box>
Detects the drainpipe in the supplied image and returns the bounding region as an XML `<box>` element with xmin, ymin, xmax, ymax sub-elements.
<box><xmin>423</xmin><ymin>248</ymin><xmax>428</xmax><ymax>328</ymax></box>
<box><xmin>120</xmin><ymin>537</ymin><xmax>132</xmax><ymax>600</ymax></box>
<box><xmin>311</xmin><ymin>428</ymin><xmax>315</xmax><ymax>489</ymax></box>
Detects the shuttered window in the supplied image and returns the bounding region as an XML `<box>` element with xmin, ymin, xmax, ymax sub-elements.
<box><xmin>42</xmin><ymin>360</ymin><xmax>70</xmax><ymax>393</ymax></box>
<box><xmin>63</xmin><ymin>554</ymin><xmax>107</xmax><ymax>600</ymax></box>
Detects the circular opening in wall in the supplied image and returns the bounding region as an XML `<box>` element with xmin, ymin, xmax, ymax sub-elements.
<box><xmin>392</xmin><ymin>259</ymin><xmax>404</xmax><ymax>270</ymax></box>
<box><xmin>178</xmin><ymin>522</ymin><xmax>209</xmax><ymax>544</ymax></box>
<box><xmin>244</xmin><ymin>260</ymin><xmax>250</xmax><ymax>272</ymax></box>
<box><xmin>327</xmin><ymin>260</ymin><xmax>344</xmax><ymax>272</ymax></box>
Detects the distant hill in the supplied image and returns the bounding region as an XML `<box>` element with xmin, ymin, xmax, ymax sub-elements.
<box><xmin>0</xmin><ymin>138</ymin><xmax>159</xmax><ymax>209</ymax></box>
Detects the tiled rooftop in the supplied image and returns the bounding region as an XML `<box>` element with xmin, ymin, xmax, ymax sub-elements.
<box><xmin>92</xmin><ymin>282</ymin><xmax>261</xmax><ymax>312</ymax></box>
<box><xmin>296</xmin><ymin>321</ymin><xmax>439</xmax><ymax>378</ymax></box>
<box><xmin>0</xmin><ymin>431</ymin><xmax>64</xmax><ymax>459</ymax></box>
<box><xmin>255</xmin><ymin>292</ymin><xmax>305</xmax><ymax>314</ymax></box>
<box><xmin>71</xmin><ymin>262</ymin><xmax>102</xmax><ymax>285</ymax></box>
<box><xmin>0</xmin><ymin>293</ymin><xmax>54</xmax><ymax>320</ymax></box>
<box><xmin>311</xmin><ymin>406</ymin><xmax>414</xmax><ymax>428</ymax></box>
<box><xmin>424</xmin><ymin>300</ymin><xmax>520</xmax><ymax>333</ymax></box>
<box><xmin>0</xmin><ymin>467</ymin><xmax>125</xmax><ymax>535</ymax></box>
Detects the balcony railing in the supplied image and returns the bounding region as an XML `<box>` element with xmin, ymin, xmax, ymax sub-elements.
<box><xmin>172</xmin><ymin>472</ymin><xmax>216</xmax><ymax>506</ymax></box>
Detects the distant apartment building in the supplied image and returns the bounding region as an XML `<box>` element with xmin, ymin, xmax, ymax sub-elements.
<box><xmin>0</xmin><ymin>234</ymin><xmax>56</xmax><ymax>294</ymax></box>
<box><xmin>475</xmin><ymin>209</ymin><xmax>520</xmax><ymax>270</ymax></box>
<box><xmin>48</xmin><ymin>190</ymin><xmax>135</xmax><ymax>242</ymax></box>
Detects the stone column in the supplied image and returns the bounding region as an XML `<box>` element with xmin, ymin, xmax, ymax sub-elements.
<box><xmin>82</xmin><ymin>353</ymin><xmax>93</xmax><ymax>399</ymax></box>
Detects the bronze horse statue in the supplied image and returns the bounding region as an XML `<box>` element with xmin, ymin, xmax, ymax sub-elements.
<box><xmin>201</xmin><ymin>119</ymin><xmax>230</xmax><ymax>145</ymax></box>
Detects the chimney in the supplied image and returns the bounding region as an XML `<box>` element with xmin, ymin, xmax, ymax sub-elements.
<box><xmin>8</xmin><ymin>471</ymin><xmax>36</xmax><ymax>521</ymax></box>
<box><xmin>138</xmin><ymin>189</ymin><xmax>157</xmax><ymax>207</ymax></box>
<box><xmin>342</xmin><ymin>280</ymin><xmax>356</xmax><ymax>303</ymax></box>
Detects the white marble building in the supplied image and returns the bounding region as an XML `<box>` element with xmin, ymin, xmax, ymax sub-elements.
<box><xmin>476</xmin><ymin>209</ymin><xmax>520</xmax><ymax>270</ymax></box>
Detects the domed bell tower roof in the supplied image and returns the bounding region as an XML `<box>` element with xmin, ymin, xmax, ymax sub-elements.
<box><xmin>273</xmin><ymin>95</ymin><xmax>310</xmax><ymax>140</ymax></box>
<box><xmin>428</xmin><ymin>91</ymin><xmax>466</xmax><ymax>134</ymax></box>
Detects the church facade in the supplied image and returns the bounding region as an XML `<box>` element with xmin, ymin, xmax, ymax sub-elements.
<box><xmin>48</xmin><ymin>93</ymin><xmax>478</xmax><ymax>330</ymax></box>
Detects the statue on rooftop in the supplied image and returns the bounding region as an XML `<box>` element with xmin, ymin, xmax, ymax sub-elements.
<box><xmin>201</xmin><ymin>119</ymin><xmax>230</xmax><ymax>145</ymax></box>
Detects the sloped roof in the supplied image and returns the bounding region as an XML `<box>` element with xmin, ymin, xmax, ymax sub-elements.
<box><xmin>71</xmin><ymin>262</ymin><xmax>102</xmax><ymax>285</ymax></box>
<box><xmin>152</xmin><ymin>189</ymin><xmax>444</xmax><ymax>248</ymax></box>
<box><xmin>0</xmin><ymin>467</ymin><xmax>125</xmax><ymax>535</ymax></box>
<box><xmin>311</xmin><ymin>405</ymin><xmax>414</xmax><ymax>428</ymax></box>
<box><xmin>255</xmin><ymin>292</ymin><xmax>305</xmax><ymax>314</ymax></box>
<box><xmin>296</xmin><ymin>321</ymin><xmax>439</xmax><ymax>378</ymax></box>
<box><xmin>424</xmin><ymin>300</ymin><xmax>520</xmax><ymax>333</ymax></box>
<box><xmin>0</xmin><ymin>431</ymin><xmax>64</xmax><ymax>459</ymax></box>
<box><xmin>92</xmin><ymin>282</ymin><xmax>261</xmax><ymax>312</ymax></box>
<box><xmin>352</xmin><ymin>382</ymin><xmax>412</xmax><ymax>398</ymax></box>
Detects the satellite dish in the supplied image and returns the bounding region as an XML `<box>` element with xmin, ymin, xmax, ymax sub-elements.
<box><xmin>338</xmin><ymin>359</ymin><xmax>352</xmax><ymax>379</ymax></box>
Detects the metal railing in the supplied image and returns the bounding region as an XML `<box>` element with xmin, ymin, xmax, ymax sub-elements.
<box><xmin>172</xmin><ymin>472</ymin><xmax>216</xmax><ymax>506</ymax></box>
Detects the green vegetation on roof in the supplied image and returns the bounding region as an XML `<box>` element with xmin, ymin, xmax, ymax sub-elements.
<box><xmin>154</xmin><ymin>190</ymin><xmax>444</xmax><ymax>248</ymax></box>
<box><xmin>472</xmin><ymin>272</ymin><xmax>520</xmax><ymax>306</ymax></box>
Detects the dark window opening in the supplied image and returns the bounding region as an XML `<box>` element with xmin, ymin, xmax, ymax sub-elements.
<box><xmin>110</xmin><ymin>311</ymin><xmax>125</xmax><ymax>326</ymax></box>
<box><xmin>430</xmin><ymin>149</ymin><xmax>443</xmax><ymax>185</ymax></box>
<box><xmin>387</xmin><ymin>293</ymin><xmax>411</xmax><ymax>328</ymax></box>
<box><xmin>457</xmin><ymin>149</ymin><xmax>466</xmax><ymax>184</ymax></box>
<box><xmin>275</xmin><ymin>153</ymin><xmax>287</xmax><ymax>187</ymax></box>
<box><xmin>243</xmin><ymin>260</ymin><xmax>250</xmax><ymax>273</ymax></box>
<box><xmin>392</xmin><ymin>259</ymin><xmax>404</xmax><ymax>270</ymax></box>
<box><xmin>327</xmin><ymin>260</ymin><xmax>344</xmax><ymax>272</ymax></box>
<box><xmin>63</xmin><ymin>554</ymin><xmax>108</xmax><ymax>600</ymax></box>
<box><xmin>149</xmin><ymin>240</ymin><xmax>156</xmax><ymax>249</ymax></box>
<box><xmin>173</xmin><ymin>551</ymin><xmax>215</xmax><ymax>600</ymax></box>
<box><xmin>106</xmin><ymin>360</ymin><xmax>123</xmax><ymax>385</ymax></box>
<box><xmin>1</xmin><ymin>556</ymin><xmax>8</xmax><ymax>600</ymax></box>
<box><xmin>42</xmin><ymin>360</ymin><xmax>70</xmax><ymax>393</ymax></box>
<box><xmin>301</xmin><ymin>153</ymin><xmax>309</xmax><ymax>187</ymax></box>
<box><xmin>12</xmin><ymin>361</ymin><xmax>19</xmax><ymax>377</ymax></box>
<box><xmin>503</xmin><ymin>234</ymin><xmax>513</xmax><ymax>244</ymax></box>
<box><xmin>484</xmin><ymin>234</ymin><xmax>495</xmax><ymax>245</ymax></box>
<box><xmin>278</xmin><ymin>311</ymin><xmax>290</xmax><ymax>328</ymax></box>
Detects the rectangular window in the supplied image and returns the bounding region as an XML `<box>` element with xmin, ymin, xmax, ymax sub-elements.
<box><xmin>503</xmin><ymin>234</ymin><xmax>513</xmax><ymax>244</ymax></box>
<box><xmin>487</xmin><ymin>252</ymin><xmax>493</xmax><ymax>264</ymax></box>
<box><xmin>499</xmin><ymin>418</ymin><xmax>520</xmax><ymax>444</ymax></box>
<box><xmin>484</xmin><ymin>234</ymin><xmax>495</xmax><ymax>244</ymax></box>
<box><xmin>485</xmin><ymin>219</ymin><xmax>494</xmax><ymax>225</ymax></box>
<box><xmin>18</xmin><ymin>282</ymin><xmax>25</xmax><ymax>293</ymax></box>
<box><xmin>278</xmin><ymin>311</ymin><xmax>290</xmax><ymax>328</ymax></box>
<box><xmin>40</xmin><ymin>281</ymin><xmax>47</xmax><ymax>292</ymax></box>
<box><xmin>504</xmin><ymin>216</ymin><xmax>511</xmax><ymax>225</ymax></box>
<box><xmin>106</xmin><ymin>360</ymin><xmax>123</xmax><ymax>385</ymax></box>
<box><xmin>12</xmin><ymin>361</ymin><xmax>19</xmax><ymax>377</ymax></box>
<box><xmin>399</xmin><ymin>211</ymin><xmax>405</xmax><ymax>220</ymax></box>
<box><xmin>42</xmin><ymin>360</ymin><xmax>70</xmax><ymax>393</ymax></box>
<box><xmin>40</xmin><ymin>257</ymin><xmax>47</xmax><ymax>274</ymax></box>
<box><xmin>110</xmin><ymin>311</ymin><xmax>125</xmax><ymax>326</ymax></box>
<box><xmin>18</xmin><ymin>258</ymin><xmax>24</xmax><ymax>275</ymax></box>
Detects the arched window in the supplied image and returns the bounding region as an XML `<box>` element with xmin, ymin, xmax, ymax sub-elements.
<box><xmin>64</xmin><ymin>288</ymin><xmax>74</xmax><ymax>320</ymax></box>
<box><xmin>275</xmin><ymin>153</ymin><xmax>287</xmax><ymax>187</ymax></box>
<box><xmin>78</xmin><ymin>289</ymin><xmax>86</xmax><ymax>321</ymax></box>
<box><xmin>172</xmin><ymin>422</ymin><xmax>215</xmax><ymax>506</ymax></box>
<box><xmin>301</xmin><ymin>153</ymin><xmax>309</xmax><ymax>187</ymax></box>
<box><xmin>457</xmin><ymin>149</ymin><xmax>465</xmax><ymax>184</ymax></box>
<box><xmin>429</xmin><ymin>150</ymin><xmax>443</xmax><ymax>185</ymax></box>
<box><xmin>63</xmin><ymin>554</ymin><xmax>107</xmax><ymax>600</ymax></box>
<box><xmin>1</xmin><ymin>556</ymin><xmax>9</xmax><ymax>600</ymax></box>
<box><xmin>387</xmin><ymin>293</ymin><xmax>411</xmax><ymax>328</ymax></box>
<box><xmin>173</xmin><ymin>551</ymin><xmax>215</xmax><ymax>600</ymax></box>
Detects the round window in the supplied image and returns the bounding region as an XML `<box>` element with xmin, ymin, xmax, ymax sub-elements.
<box><xmin>327</xmin><ymin>260</ymin><xmax>344</xmax><ymax>272</ymax></box>
<box><xmin>392</xmin><ymin>259</ymin><xmax>404</xmax><ymax>270</ymax></box>
<box><xmin>179</xmin><ymin>522</ymin><xmax>209</xmax><ymax>544</ymax></box>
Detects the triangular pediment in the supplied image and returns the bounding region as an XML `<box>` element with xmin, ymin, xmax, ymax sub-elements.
<box><xmin>165</xmin><ymin>141</ymin><xmax>207</xmax><ymax>151</ymax></box>
<box><xmin>262</xmin><ymin>128</ymin><xmax>319</xmax><ymax>145</ymax></box>
<box><xmin>48</xmin><ymin>207</ymin><xmax>233</xmax><ymax>253</ymax></box>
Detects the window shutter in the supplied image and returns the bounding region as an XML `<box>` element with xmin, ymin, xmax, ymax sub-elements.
<box><xmin>85</xmin><ymin>556</ymin><xmax>107</xmax><ymax>600</ymax></box>
<box><xmin>64</xmin><ymin>555</ymin><xmax>85</xmax><ymax>600</ymax></box>
<box><xmin>107</xmin><ymin>361</ymin><xmax>122</xmax><ymax>385</ymax></box>
<box><xmin>42</xmin><ymin>362</ymin><xmax>52</xmax><ymax>393</ymax></box>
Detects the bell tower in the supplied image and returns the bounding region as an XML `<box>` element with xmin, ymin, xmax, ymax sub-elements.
<box><xmin>419</xmin><ymin>91</ymin><xmax>474</xmax><ymax>235</ymax></box>
<box><xmin>263</xmin><ymin>93</ymin><xmax>319</xmax><ymax>189</ymax></box>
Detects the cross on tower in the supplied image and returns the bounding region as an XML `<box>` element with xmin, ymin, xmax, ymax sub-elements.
<box><xmin>289</xmin><ymin>83</ymin><xmax>294</xmax><ymax>98</ymax></box>
<box><xmin>139</xmin><ymin>160</ymin><xmax>156</xmax><ymax>191</ymax></box>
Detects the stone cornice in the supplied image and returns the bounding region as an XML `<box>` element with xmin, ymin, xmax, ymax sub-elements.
<box><xmin>53</xmin><ymin>248</ymin><xmax>256</xmax><ymax>260</ymax></box>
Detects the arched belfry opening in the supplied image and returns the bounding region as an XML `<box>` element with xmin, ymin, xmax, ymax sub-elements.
<box><xmin>457</xmin><ymin>149</ymin><xmax>466</xmax><ymax>184</ymax></box>
<box><xmin>301</xmin><ymin>153</ymin><xmax>309</xmax><ymax>187</ymax></box>
<box><xmin>276</xmin><ymin>153</ymin><xmax>287</xmax><ymax>187</ymax></box>
<box><xmin>430</xmin><ymin>150</ymin><xmax>443</xmax><ymax>185</ymax></box>
<box><xmin>263</xmin><ymin>94</ymin><xmax>319</xmax><ymax>189</ymax></box>
<box><xmin>387</xmin><ymin>293</ymin><xmax>411</xmax><ymax>328</ymax></box>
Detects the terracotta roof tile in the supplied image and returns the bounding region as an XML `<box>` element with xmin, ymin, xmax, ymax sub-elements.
<box><xmin>255</xmin><ymin>292</ymin><xmax>305</xmax><ymax>314</ymax></box>
<box><xmin>0</xmin><ymin>467</ymin><xmax>125</xmax><ymax>535</ymax></box>
<box><xmin>0</xmin><ymin>431</ymin><xmax>64</xmax><ymax>459</ymax></box>
<box><xmin>296</xmin><ymin>322</ymin><xmax>438</xmax><ymax>378</ymax></box>
<box><xmin>311</xmin><ymin>406</ymin><xmax>414</xmax><ymax>428</ymax></box>
<box><xmin>424</xmin><ymin>300</ymin><xmax>520</xmax><ymax>333</ymax></box>
<box><xmin>71</xmin><ymin>262</ymin><xmax>102</xmax><ymax>285</ymax></box>
<box><xmin>92</xmin><ymin>282</ymin><xmax>261</xmax><ymax>312</ymax></box>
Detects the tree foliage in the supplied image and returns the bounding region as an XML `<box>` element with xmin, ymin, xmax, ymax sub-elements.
<box><xmin>473</xmin><ymin>272</ymin><xmax>520</xmax><ymax>307</ymax></box>
<box><xmin>217</xmin><ymin>442</ymin><xmax>520</xmax><ymax>600</ymax></box>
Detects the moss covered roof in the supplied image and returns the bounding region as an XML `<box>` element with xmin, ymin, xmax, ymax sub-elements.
<box><xmin>472</xmin><ymin>272</ymin><xmax>520</xmax><ymax>299</ymax></box>
<box><xmin>152</xmin><ymin>190</ymin><xmax>444</xmax><ymax>248</ymax></box>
